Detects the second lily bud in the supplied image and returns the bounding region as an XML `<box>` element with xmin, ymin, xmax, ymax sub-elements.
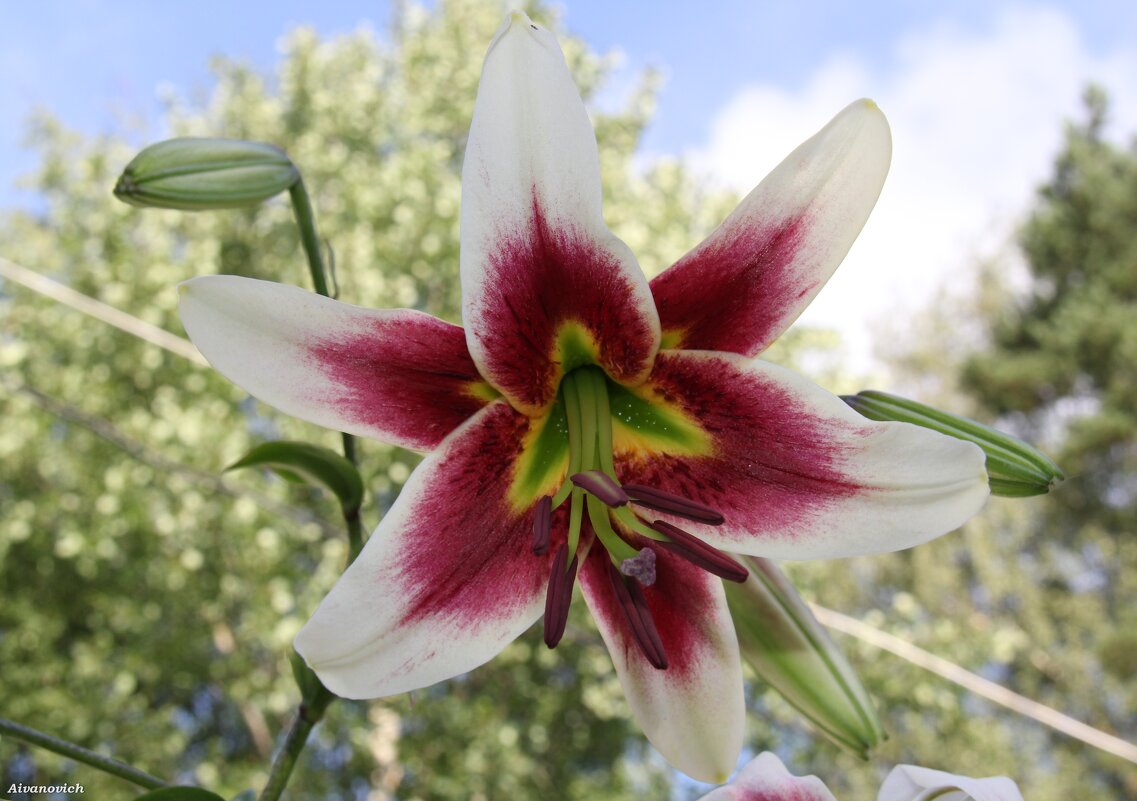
<box><xmin>843</xmin><ymin>390</ymin><xmax>1064</xmax><ymax>497</ymax></box>
<box><xmin>114</xmin><ymin>138</ymin><xmax>299</xmax><ymax>211</ymax></box>
<box><xmin>725</xmin><ymin>556</ymin><xmax>885</xmax><ymax>758</ymax></box>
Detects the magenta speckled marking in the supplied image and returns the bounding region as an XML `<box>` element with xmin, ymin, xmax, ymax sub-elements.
<box><xmin>309</xmin><ymin>311</ymin><xmax>487</xmax><ymax>451</ymax></box>
<box><xmin>471</xmin><ymin>198</ymin><xmax>657</xmax><ymax>409</ymax></box>
<box><xmin>391</xmin><ymin>403</ymin><xmax>561</xmax><ymax>629</ymax></box>
<box><xmin>615</xmin><ymin>351</ymin><xmax>861</xmax><ymax>546</ymax></box>
<box><xmin>650</xmin><ymin>215</ymin><xmax>810</xmax><ymax>356</ymax></box>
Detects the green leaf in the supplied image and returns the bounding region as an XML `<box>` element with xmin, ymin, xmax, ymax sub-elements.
<box><xmin>134</xmin><ymin>788</ymin><xmax>226</xmax><ymax>801</ymax></box>
<box><xmin>227</xmin><ymin>440</ymin><xmax>364</xmax><ymax>515</ymax></box>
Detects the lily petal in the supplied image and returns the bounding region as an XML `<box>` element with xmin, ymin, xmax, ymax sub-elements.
<box><xmin>650</xmin><ymin>100</ymin><xmax>890</xmax><ymax>355</ymax></box>
<box><xmin>616</xmin><ymin>351</ymin><xmax>988</xmax><ymax>559</ymax></box>
<box><xmin>179</xmin><ymin>275</ymin><xmax>490</xmax><ymax>451</ymax></box>
<box><xmin>698</xmin><ymin>752</ymin><xmax>838</xmax><ymax>801</ymax></box>
<box><xmin>878</xmin><ymin>765</ymin><xmax>1025</xmax><ymax>801</ymax></box>
<box><xmin>579</xmin><ymin>546</ymin><xmax>744</xmax><ymax>783</ymax></box>
<box><xmin>294</xmin><ymin>400</ymin><xmax>555</xmax><ymax>697</ymax></box>
<box><xmin>460</xmin><ymin>12</ymin><xmax>660</xmax><ymax>414</ymax></box>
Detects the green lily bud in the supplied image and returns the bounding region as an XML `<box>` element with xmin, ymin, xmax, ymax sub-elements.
<box><xmin>114</xmin><ymin>138</ymin><xmax>299</xmax><ymax>210</ymax></box>
<box><xmin>842</xmin><ymin>390</ymin><xmax>1064</xmax><ymax>497</ymax></box>
<box><xmin>725</xmin><ymin>556</ymin><xmax>885</xmax><ymax>758</ymax></box>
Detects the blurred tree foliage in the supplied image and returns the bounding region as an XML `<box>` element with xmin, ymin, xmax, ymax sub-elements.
<box><xmin>2</xmin><ymin>0</ymin><xmax>1132</xmax><ymax>798</ymax></box>
<box><xmin>0</xmin><ymin>1</ymin><xmax>733</xmax><ymax>798</ymax></box>
<box><xmin>959</xmin><ymin>87</ymin><xmax>1137</xmax><ymax>798</ymax></box>
<box><xmin>791</xmin><ymin>88</ymin><xmax>1136</xmax><ymax>801</ymax></box>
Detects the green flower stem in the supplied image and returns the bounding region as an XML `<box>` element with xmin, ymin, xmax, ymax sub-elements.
<box><xmin>288</xmin><ymin>180</ymin><xmax>362</xmax><ymax>560</ymax></box>
<box><xmin>288</xmin><ymin>180</ymin><xmax>330</xmax><ymax>298</ymax></box>
<box><xmin>256</xmin><ymin>684</ymin><xmax>334</xmax><ymax>801</ymax></box>
<box><xmin>274</xmin><ymin>177</ymin><xmax>359</xmax><ymax>799</ymax></box>
<box><xmin>0</xmin><ymin>717</ymin><xmax>169</xmax><ymax>790</ymax></box>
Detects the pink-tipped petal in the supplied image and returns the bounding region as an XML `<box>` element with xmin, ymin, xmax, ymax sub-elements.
<box><xmin>579</xmin><ymin>546</ymin><xmax>744</xmax><ymax>783</ymax></box>
<box><xmin>698</xmin><ymin>752</ymin><xmax>838</xmax><ymax>801</ymax></box>
<box><xmin>294</xmin><ymin>400</ymin><xmax>557</xmax><ymax>698</ymax></box>
<box><xmin>460</xmin><ymin>12</ymin><xmax>659</xmax><ymax>413</ymax></box>
<box><xmin>651</xmin><ymin>100</ymin><xmax>890</xmax><ymax>355</ymax></box>
<box><xmin>618</xmin><ymin>351</ymin><xmax>988</xmax><ymax>560</ymax></box>
<box><xmin>878</xmin><ymin>765</ymin><xmax>1025</xmax><ymax>801</ymax></box>
<box><xmin>179</xmin><ymin>275</ymin><xmax>488</xmax><ymax>451</ymax></box>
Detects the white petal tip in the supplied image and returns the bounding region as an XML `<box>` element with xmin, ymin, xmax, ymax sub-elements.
<box><xmin>488</xmin><ymin>10</ymin><xmax>545</xmax><ymax>54</ymax></box>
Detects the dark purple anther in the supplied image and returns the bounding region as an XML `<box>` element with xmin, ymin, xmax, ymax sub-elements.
<box><xmin>619</xmin><ymin>547</ymin><xmax>657</xmax><ymax>586</ymax></box>
<box><xmin>650</xmin><ymin>520</ymin><xmax>748</xmax><ymax>583</ymax></box>
<box><xmin>531</xmin><ymin>495</ymin><xmax>553</xmax><ymax>555</ymax></box>
<box><xmin>543</xmin><ymin>543</ymin><xmax>579</xmax><ymax>649</ymax></box>
<box><xmin>570</xmin><ymin>470</ymin><xmax>629</xmax><ymax>507</ymax></box>
<box><xmin>606</xmin><ymin>560</ymin><xmax>668</xmax><ymax>670</ymax></box>
<box><xmin>622</xmin><ymin>484</ymin><xmax>725</xmax><ymax>525</ymax></box>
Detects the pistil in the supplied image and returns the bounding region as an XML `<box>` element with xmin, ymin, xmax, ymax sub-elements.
<box><xmin>538</xmin><ymin>366</ymin><xmax>743</xmax><ymax>668</ymax></box>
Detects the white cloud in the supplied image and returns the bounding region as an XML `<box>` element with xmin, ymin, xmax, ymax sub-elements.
<box><xmin>690</xmin><ymin>6</ymin><xmax>1137</xmax><ymax>374</ymax></box>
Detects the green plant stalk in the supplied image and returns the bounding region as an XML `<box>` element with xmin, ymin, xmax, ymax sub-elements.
<box><xmin>288</xmin><ymin>180</ymin><xmax>364</xmax><ymax>557</ymax></box>
<box><xmin>0</xmin><ymin>717</ymin><xmax>169</xmax><ymax>790</ymax></box>
<box><xmin>255</xmin><ymin>177</ymin><xmax>363</xmax><ymax>801</ymax></box>
<box><xmin>288</xmin><ymin>180</ymin><xmax>330</xmax><ymax>298</ymax></box>
<box><xmin>256</xmin><ymin>685</ymin><xmax>334</xmax><ymax>801</ymax></box>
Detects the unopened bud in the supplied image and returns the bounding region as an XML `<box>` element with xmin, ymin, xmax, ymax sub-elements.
<box><xmin>114</xmin><ymin>138</ymin><xmax>299</xmax><ymax>210</ymax></box>
<box><xmin>725</xmin><ymin>557</ymin><xmax>885</xmax><ymax>757</ymax></box>
<box><xmin>842</xmin><ymin>390</ymin><xmax>1064</xmax><ymax>497</ymax></box>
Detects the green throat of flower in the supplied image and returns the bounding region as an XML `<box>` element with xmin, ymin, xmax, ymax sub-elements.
<box><xmin>531</xmin><ymin>366</ymin><xmax>748</xmax><ymax>670</ymax></box>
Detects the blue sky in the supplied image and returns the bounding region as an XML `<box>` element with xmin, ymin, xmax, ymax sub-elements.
<box><xmin>4</xmin><ymin>1</ymin><xmax>1136</xmax><ymax>370</ymax></box>
<box><xmin>6</xmin><ymin>1</ymin><xmax>1133</xmax><ymax>200</ymax></box>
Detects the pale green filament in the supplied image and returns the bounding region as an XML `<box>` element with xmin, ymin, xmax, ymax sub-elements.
<box><xmin>575</xmin><ymin>370</ymin><xmax>599</xmax><ymax>475</ymax></box>
<box><xmin>567</xmin><ymin>487</ymin><xmax>584</xmax><ymax>556</ymax></box>
<box><xmin>612</xmin><ymin>506</ymin><xmax>669</xmax><ymax>542</ymax></box>
<box><xmin>552</xmin><ymin>376</ymin><xmax>584</xmax><ymax>508</ymax></box>
<box><xmin>590</xmin><ymin>369</ymin><xmax>617</xmax><ymax>478</ymax></box>
<box><xmin>585</xmin><ymin>494</ymin><xmax>638</xmax><ymax>562</ymax></box>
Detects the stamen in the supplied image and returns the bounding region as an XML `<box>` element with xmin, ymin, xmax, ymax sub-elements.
<box><xmin>606</xmin><ymin>560</ymin><xmax>667</xmax><ymax>669</ymax></box>
<box><xmin>531</xmin><ymin>495</ymin><xmax>552</xmax><ymax>555</ymax></box>
<box><xmin>649</xmin><ymin>520</ymin><xmax>749</xmax><ymax>583</ymax></box>
<box><xmin>588</xmin><ymin>369</ymin><xmax>618</xmax><ymax>476</ymax></box>
<box><xmin>567</xmin><ymin>487</ymin><xmax>584</xmax><ymax>555</ymax></box>
<box><xmin>574</xmin><ymin>370</ymin><xmax>599</xmax><ymax>474</ymax></box>
<box><xmin>552</xmin><ymin>379</ymin><xmax>584</xmax><ymax>508</ymax></box>
<box><xmin>543</xmin><ymin>543</ymin><xmax>579</xmax><ymax>649</ymax></box>
<box><xmin>571</xmin><ymin>470</ymin><xmax>629</xmax><ymax>507</ymax></box>
<box><xmin>624</xmin><ymin>484</ymin><xmax>725</xmax><ymax>525</ymax></box>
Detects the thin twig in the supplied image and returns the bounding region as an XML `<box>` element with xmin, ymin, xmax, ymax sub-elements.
<box><xmin>812</xmin><ymin>604</ymin><xmax>1137</xmax><ymax>765</ymax></box>
<box><xmin>0</xmin><ymin>717</ymin><xmax>169</xmax><ymax>790</ymax></box>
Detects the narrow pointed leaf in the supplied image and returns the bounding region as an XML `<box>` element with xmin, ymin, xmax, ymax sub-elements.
<box><xmin>227</xmin><ymin>440</ymin><xmax>364</xmax><ymax>515</ymax></box>
<box><xmin>843</xmin><ymin>390</ymin><xmax>1063</xmax><ymax>496</ymax></box>
<box><xmin>725</xmin><ymin>556</ymin><xmax>884</xmax><ymax>757</ymax></box>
